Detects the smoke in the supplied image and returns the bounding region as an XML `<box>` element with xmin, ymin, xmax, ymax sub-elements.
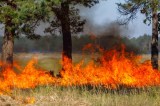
<box><xmin>83</xmin><ymin>20</ymin><xmax>130</xmax><ymax>37</ymax></box>
<box><xmin>77</xmin><ymin>3</ymin><xmax>131</xmax><ymax>37</ymax></box>
<box><xmin>77</xmin><ymin>5</ymin><xmax>140</xmax><ymax>53</ymax></box>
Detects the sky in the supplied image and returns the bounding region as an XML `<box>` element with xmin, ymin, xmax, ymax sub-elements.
<box><xmin>80</xmin><ymin>0</ymin><xmax>152</xmax><ymax>38</ymax></box>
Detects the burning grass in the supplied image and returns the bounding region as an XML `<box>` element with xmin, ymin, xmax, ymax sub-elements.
<box><xmin>0</xmin><ymin>47</ymin><xmax>160</xmax><ymax>105</ymax></box>
<box><xmin>58</xmin><ymin>45</ymin><xmax>160</xmax><ymax>89</ymax></box>
<box><xmin>1</xmin><ymin>45</ymin><xmax>160</xmax><ymax>94</ymax></box>
<box><xmin>0</xmin><ymin>59</ymin><xmax>55</xmax><ymax>94</ymax></box>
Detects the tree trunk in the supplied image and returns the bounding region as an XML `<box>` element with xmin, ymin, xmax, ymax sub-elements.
<box><xmin>61</xmin><ymin>2</ymin><xmax>72</xmax><ymax>61</ymax></box>
<box><xmin>1</xmin><ymin>21</ymin><xmax>14</xmax><ymax>70</ymax></box>
<box><xmin>151</xmin><ymin>9</ymin><xmax>158</xmax><ymax>69</ymax></box>
<box><xmin>56</xmin><ymin>1</ymin><xmax>72</xmax><ymax>77</ymax></box>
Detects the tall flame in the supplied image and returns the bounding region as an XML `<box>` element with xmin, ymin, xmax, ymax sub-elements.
<box><xmin>0</xmin><ymin>45</ymin><xmax>160</xmax><ymax>94</ymax></box>
<box><xmin>59</xmin><ymin>45</ymin><xmax>160</xmax><ymax>88</ymax></box>
<box><xmin>0</xmin><ymin>59</ymin><xmax>55</xmax><ymax>94</ymax></box>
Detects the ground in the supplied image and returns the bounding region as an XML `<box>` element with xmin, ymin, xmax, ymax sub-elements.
<box><xmin>1</xmin><ymin>86</ymin><xmax>160</xmax><ymax>106</ymax></box>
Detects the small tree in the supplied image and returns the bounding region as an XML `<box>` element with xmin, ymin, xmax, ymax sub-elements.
<box><xmin>117</xmin><ymin>0</ymin><xmax>160</xmax><ymax>69</ymax></box>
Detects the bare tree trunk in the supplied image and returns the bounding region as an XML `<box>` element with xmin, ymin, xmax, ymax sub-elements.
<box><xmin>1</xmin><ymin>21</ymin><xmax>14</xmax><ymax>70</ymax></box>
<box><xmin>151</xmin><ymin>9</ymin><xmax>158</xmax><ymax>69</ymax></box>
<box><xmin>61</xmin><ymin>2</ymin><xmax>72</xmax><ymax>61</ymax></box>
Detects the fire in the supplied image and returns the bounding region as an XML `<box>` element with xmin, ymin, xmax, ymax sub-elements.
<box><xmin>0</xmin><ymin>45</ymin><xmax>160</xmax><ymax>94</ymax></box>
<box><xmin>0</xmin><ymin>59</ymin><xmax>55</xmax><ymax>94</ymax></box>
<box><xmin>59</xmin><ymin>45</ymin><xmax>160</xmax><ymax>88</ymax></box>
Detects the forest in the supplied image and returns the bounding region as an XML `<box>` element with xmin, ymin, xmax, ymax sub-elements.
<box><xmin>0</xmin><ymin>34</ymin><xmax>153</xmax><ymax>54</ymax></box>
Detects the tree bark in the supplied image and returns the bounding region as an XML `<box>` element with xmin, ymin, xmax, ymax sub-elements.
<box><xmin>61</xmin><ymin>2</ymin><xmax>72</xmax><ymax>61</ymax></box>
<box><xmin>1</xmin><ymin>19</ymin><xmax>14</xmax><ymax>70</ymax></box>
<box><xmin>151</xmin><ymin>9</ymin><xmax>158</xmax><ymax>69</ymax></box>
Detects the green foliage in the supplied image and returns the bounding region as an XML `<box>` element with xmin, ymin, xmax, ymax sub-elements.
<box><xmin>0</xmin><ymin>0</ymin><xmax>100</xmax><ymax>42</ymax></box>
<box><xmin>117</xmin><ymin>0</ymin><xmax>160</xmax><ymax>24</ymax></box>
<box><xmin>0</xmin><ymin>0</ymin><xmax>59</xmax><ymax>39</ymax></box>
<box><xmin>44</xmin><ymin>0</ymin><xmax>100</xmax><ymax>35</ymax></box>
<box><xmin>69</xmin><ymin>0</ymin><xmax>99</xmax><ymax>7</ymax></box>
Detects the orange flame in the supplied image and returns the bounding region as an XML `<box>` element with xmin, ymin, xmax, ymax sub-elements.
<box><xmin>59</xmin><ymin>45</ymin><xmax>160</xmax><ymax>88</ymax></box>
<box><xmin>0</xmin><ymin>45</ymin><xmax>160</xmax><ymax>94</ymax></box>
<box><xmin>0</xmin><ymin>58</ymin><xmax>55</xmax><ymax>94</ymax></box>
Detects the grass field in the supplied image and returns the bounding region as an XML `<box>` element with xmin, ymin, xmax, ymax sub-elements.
<box><xmin>1</xmin><ymin>53</ymin><xmax>160</xmax><ymax>106</ymax></box>
<box><xmin>14</xmin><ymin>52</ymin><xmax>94</xmax><ymax>75</ymax></box>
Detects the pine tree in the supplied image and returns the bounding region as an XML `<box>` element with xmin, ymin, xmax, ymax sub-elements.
<box><xmin>0</xmin><ymin>0</ymin><xmax>51</xmax><ymax>69</ymax></box>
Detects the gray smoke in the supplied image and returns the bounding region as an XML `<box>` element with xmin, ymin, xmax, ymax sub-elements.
<box><xmin>78</xmin><ymin>4</ymin><xmax>131</xmax><ymax>37</ymax></box>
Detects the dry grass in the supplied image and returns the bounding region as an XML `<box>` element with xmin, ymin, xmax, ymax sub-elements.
<box><xmin>6</xmin><ymin>86</ymin><xmax>160</xmax><ymax>106</ymax></box>
<box><xmin>0</xmin><ymin>53</ymin><xmax>160</xmax><ymax>106</ymax></box>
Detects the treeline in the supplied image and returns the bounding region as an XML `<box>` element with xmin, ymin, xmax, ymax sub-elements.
<box><xmin>0</xmin><ymin>34</ymin><xmax>153</xmax><ymax>54</ymax></box>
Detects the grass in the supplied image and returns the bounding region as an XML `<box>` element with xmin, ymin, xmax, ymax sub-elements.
<box><xmin>1</xmin><ymin>53</ymin><xmax>160</xmax><ymax>106</ymax></box>
<box><xmin>10</xmin><ymin>86</ymin><xmax>160</xmax><ymax>106</ymax></box>
<box><xmin>14</xmin><ymin>52</ymin><xmax>94</xmax><ymax>76</ymax></box>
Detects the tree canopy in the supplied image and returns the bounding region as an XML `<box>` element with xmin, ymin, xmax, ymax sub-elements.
<box><xmin>43</xmin><ymin>0</ymin><xmax>99</xmax><ymax>35</ymax></box>
<box><xmin>117</xmin><ymin>0</ymin><xmax>160</xmax><ymax>24</ymax></box>
<box><xmin>0</xmin><ymin>0</ymin><xmax>60</xmax><ymax>39</ymax></box>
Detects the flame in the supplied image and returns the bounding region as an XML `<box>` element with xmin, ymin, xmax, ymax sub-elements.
<box><xmin>0</xmin><ymin>45</ymin><xmax>160</xmax><ymax>94</ymax></box>
<box><xmin>23</xmin><ymin>97</ymin><xmax>36</xmax><ymax>104</ymax></box>
<box><xmin>0</xmin><ymin>58</ymin><xmax>55</xmax><ymax>94</ymax></box>
<box><xmin>59</xmin><ymin>45</ymin><xmax>160</xmax><ymax>88</ymax></box>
